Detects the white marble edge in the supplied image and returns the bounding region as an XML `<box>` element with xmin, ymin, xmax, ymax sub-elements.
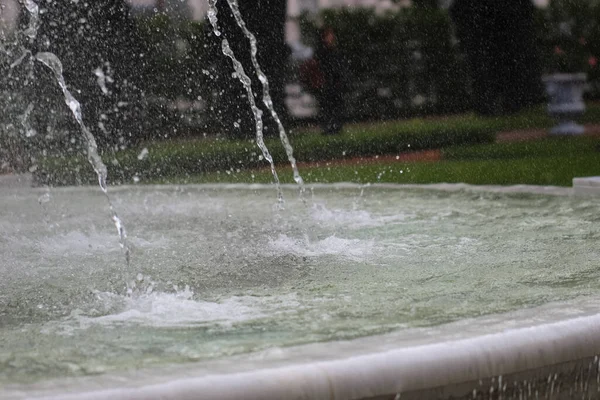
<box><xmin>22</xmin><ymin>310</ymin><xmax>600</xmax><ymax>400</ymax></box>
<box><xmin>0</xmin><ymin>180</ymin><xmax>578</xmax><ymax>197</ymax></box>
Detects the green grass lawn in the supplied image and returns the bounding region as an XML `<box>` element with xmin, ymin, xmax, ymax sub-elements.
<box><xmin>153</xmin><ymin>137</ymin><xmax>600</xmax><ymax>187</ymax></box>
<box><xmin>34</xmin><ymin>104</ymin><xmax>600</xmax><ymax>187</ymax></box>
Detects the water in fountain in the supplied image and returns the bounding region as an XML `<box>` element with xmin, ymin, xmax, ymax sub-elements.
<box><xmin>1</xmin><ymin>185</ymin><xmax>600</xmax><ymax>387</ymax></box>
<box><xmin>13</xmin><ymin>1</ymin><xmax>131</xmax><ymax>266</ymax></box>
<box><xmin>7</xmin><ymin>0</ymin><xmax>305</xmax><ymax>280</ymax></box>
<box><xmin>34</xmin><ymin>52</ymin><xmax>130</xmax><ymax>266</ymax></box>
<box><xmin>4</xmin><ymin>2</ymin><xmax>600</xmax><ymax>398</ymax></box>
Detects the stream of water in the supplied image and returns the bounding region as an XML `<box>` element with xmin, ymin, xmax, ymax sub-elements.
<box><xmin>224</xmin><ymin>0</ymin><xmax>304</xmax><ymax>192</ymax></box>
<box><xmin>16</xmin><ymin>0</ymin><xmax>303</xmax><ymax>265</ymax></box>
<box><xmin>16</xmin><ymin>1</ymin><xmax>131</xmax><ymax>266</ymax></box>
<box><xmin>4</xmin><ymin>3</ymin><xmax>600</xmax><ymax>394</ymax></box>
<box><xmin>34</xmin><ymin>52</ymin><xmax>131</xmax><ymax>266</ymax></box>
<box><xmin>206</xmin><ymin>0</ymin><xmax>285</xmax><ymax>204</ymax></box>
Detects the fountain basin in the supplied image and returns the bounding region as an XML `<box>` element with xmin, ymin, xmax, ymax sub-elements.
<box><xmin>6</xmin><ymin>300</ymin><xmax>600</xmax><ymax>399</ymax></box>
<box><xmin>1</xmin><ymin>184</ymin><xmax>599</xmax><ymax>399</ymax></box>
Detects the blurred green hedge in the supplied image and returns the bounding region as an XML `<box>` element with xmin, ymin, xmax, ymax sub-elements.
<box><xmin>133</xmin><ymin>3</ymin><xmax>600</xmax><ymax>128</ymax></box>
<box><xmin>298</xmin><ymin>7</ymin><xmax>471</xmax><ymax>119</ymax></box>
<box><xmin>6</xmin><ymin>3</ymin><xmax>600</xmax><ymax>176</ymax></box>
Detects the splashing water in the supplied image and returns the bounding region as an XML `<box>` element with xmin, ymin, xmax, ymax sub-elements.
<box><xmin>207</xmin><ymin>0</ymin><xmax>287</xmax><ymax>204</ymax></box>
<box><xmin>206</xmin><ymin>0</ymin><xmax>221</xmax><ymax>37</ymax></box>
<box><xmin>224</xmin><ymin>0</ymin><xmax>304</xmax><ymax>193</ymax></box>
<box><xmin>34</xmin><ymin>52</ymin><xmax>130</xmax><ymax>266</ymax></box>
<box><xmin>19</xmin><ymin>102</ymin><xmax>36</xmax><ymax>138</ymax></box>
<box><xmin>94</xmin><ymin>67</ymin><xmax>109</xmax><ymax>95</ymax></box>
<box><xmin>220</xmin><ymin>40</ymin><xmax>284</xmax><ymax>203</ymax></box>
<box><xmin>22</xmin><ymin>0</ymin><xmax>39</xmax><ymax>40</ymax></box>
<box><xmin>8</xmin><ymin>49</ymin><xmax>31</xmax><ymax>76</ymax></box>
<box><xmin>20</xmin><ymin>2</ymin><xmax>121</xmax><ymax>217</ymax></box>
<box><xmin>5</xmin><ymin>1</ymin><xmax>37</xmax><ymax>84</ymax></box>
<box><xmin>94</xmin><ymin>62</ymin><xmax>114</xmax><ymax>96</ymax></box>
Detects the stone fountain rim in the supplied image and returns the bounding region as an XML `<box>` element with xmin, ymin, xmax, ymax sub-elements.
<box><xmin>4</xmin><ymin>181</ymin><xmax>597</xmax><ymax>399</ymax></box>
<box><xmin>4</xmin><ymin>180</ymin><xmax>574</xmax><ymax>197</ymax></box>
<box><xmin>15</xmin><ymin>296</ymin><xmax>600</xmax><ymax>400</ymax></box>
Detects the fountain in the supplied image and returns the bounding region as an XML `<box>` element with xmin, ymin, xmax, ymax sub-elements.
<box><xmin>2</xmin><ymin>2</ymin><xmax>600</xmax><ymax>400</ymax></box>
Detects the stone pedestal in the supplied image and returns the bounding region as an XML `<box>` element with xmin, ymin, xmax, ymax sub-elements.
<box><xmin>542</xmin><ymin>73</ymin><xmax>587</xmax><ymax>135</ymax></box>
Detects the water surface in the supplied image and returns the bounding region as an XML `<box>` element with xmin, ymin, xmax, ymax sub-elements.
<box><xmin>1</xmin><ymin>185</ymin><xmax>599</xmax><ymax>384</ymax></box>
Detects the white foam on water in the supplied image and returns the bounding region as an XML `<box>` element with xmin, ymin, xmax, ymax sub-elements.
<box><xmin>269</xmin><ymin>234</ymin><xmax>374</xmax><ymax>261</ymax></box>
<box><xmin>42</xmin><ymin>290</ymin><xmax>302</xmax><ymax>334</ymax></box>
<box><xmin>85</xmin><ymin>290</ymin><xmax>261</xmax><ymax>328</ymax></box>
<box><xmin>310</xmin><ymin>203</ymin><xmax>412</xmax><ymax>228</ymax></box>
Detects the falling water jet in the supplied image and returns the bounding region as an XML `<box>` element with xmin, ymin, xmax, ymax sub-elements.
<box><xmin>19</xmin><ymin>0</ymin><xmax>130</xmax><ymax>269</ymax></box>
<box><xmin>224</xmin><ymin>0</ymin><xmax>305</xmax><ymax>196</ymax></box>
<box><xmin>95</xmin><ymin>67</ymin><xmax>110</xmax><ymax>96</ymax></box>
<box><xmin>8</xmin><ymin>49</ymin><xmax>31</xmax><ymax>76</ymax></box>
<box><xmin>34</xmin><ymin>52</ymin><xmax>131</xmax><ymax>267</ymax></box>
<box><xmin>21</xmin><ymin>0</ymin><xmax>39</xmax><ymax>40</ymax></box>
<box><xmin>19</xmin><ymin>102</ymin><xmax>36</xmax><ymax>138</ymax></box>
<box><xmin>206</xmin><ymin>0</ymin><xmax>284</xmax><ymax>205</ymax></box>
<box><xmin>6</xmin><ymin>1</ymin><xmax>38</xmax><ymax>83</ymax></box>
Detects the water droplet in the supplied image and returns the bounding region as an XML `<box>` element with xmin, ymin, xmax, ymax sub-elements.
<box><xmin>38</xmin><ymin>193</ymin><xmax>51</xmax><ymax>204</ymax></box>
<box><xmin>137</xmin><ymin>148</ymin><xmax>149</xmax><ymax>160</ymax></box>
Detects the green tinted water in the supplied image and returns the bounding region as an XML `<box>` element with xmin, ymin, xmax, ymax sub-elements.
<box><xmin>1</xmin><ymin>185</ymin><xmax>599</xmax><ymax>384</ymax></box>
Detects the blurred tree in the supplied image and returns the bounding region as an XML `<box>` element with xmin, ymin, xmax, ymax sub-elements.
<box><xmin>206</xmin><ymin>0</ymin><xmax>289</xmax><ymax>138</ymax></box>
<box><xmin>300</xmin><ymin>7</ymin><xmax>470</xmax><ymax>120</ymax></box>
<box><xmin>546</xmin><ymin>0</ymin><xmax>600</xmax><ymax>99</ymax></box>
<box><xmin>450</xmin><ymin>0</ymin><xmax>543</xmax><ymax>115</ymax></box>
<box><xmin>542</xmin><ymin>0</ymin><xmax>600</xmax><ymax>72</ymax></box>
<box><xmin>412</xmin><ymin>0</ymin><xmax>440</xmax><ymax>9</ymax></box>
<box><xmin>30</xmin><ymin>0</ymin><xmax>145</xmax><ymax>150</ymax></box>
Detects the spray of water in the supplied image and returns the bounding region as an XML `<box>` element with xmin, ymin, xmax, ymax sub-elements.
<box><xmin>21</xmin><ymin>0</ymin><xmax>39</xmax><ymax>40</ymax></box>
<box><xmin>224</xmin><ymin>0</ymin><xmax>304</xmax><ymax>193</ymax></box>
<box><xmin>4</xmin><ymin>1</ymin><xmax>38</xmax><ymax>83</ymax></box>
<box><xmin>8</xmin><ymin>49</ymin><xmax>31</xmax><ymax>75</ymax></box>
<box><xmin>94</xmin><ymin>67</ymin><xmax>109</xmax><ymax>95</ymax></box>
<box><xmin>94</xmin><ymin>62</ymin><xmax>114</xmax><ymax>96</ymax></box>
<box><xmin>35</xmin><ymin>52</ymin><xmax>130</xmax><ymax>265</ymax></box>
<box><xmin>19</xmin><ymin>102</ymin><xmax>36</xmax><ymax>138</ymax></box>
<box><xmin>206</xmin><ymin>0</ymin><xmax>284</xmax><ymax>204</ymax></box>
<box><xmin>17</xmin><ymin>0</ymin><xmax>129</xmax><ymax>266</ymax></box>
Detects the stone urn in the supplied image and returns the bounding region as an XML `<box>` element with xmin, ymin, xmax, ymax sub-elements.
<box><xmin>542</xmin><ymin>73</ymin><xmax>587</xmax><ymax>135</ymax></box>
